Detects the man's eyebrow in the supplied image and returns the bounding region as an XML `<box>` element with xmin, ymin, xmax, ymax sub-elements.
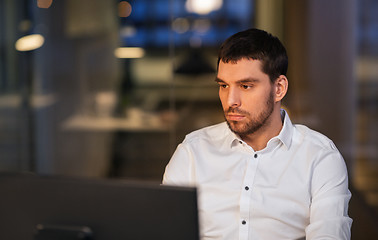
<box><xmin>237</xmin><ymin>78</ymin><xmax>260</xmax><ymax>84</ymax></box>
<box><xmin>215</xmin><ymin>77</ymin><xmax>260</xmax><ymax>83</ymax></box>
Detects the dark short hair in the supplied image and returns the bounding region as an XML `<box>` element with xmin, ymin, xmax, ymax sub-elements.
<box><xmin>217</xmin><ymin>28</ymin><xmax>288</xmax><ymax>83</ymax></box>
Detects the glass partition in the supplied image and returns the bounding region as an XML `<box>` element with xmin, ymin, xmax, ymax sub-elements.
<box><xmin>0</xmin><ymin>0</ymin><xmax>254</xmax><ymax>180</ymax></box>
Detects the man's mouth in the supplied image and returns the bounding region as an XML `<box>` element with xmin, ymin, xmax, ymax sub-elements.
<box><xmin>227</xmin><ymin>114</ymin><xmax>245</xmax><ymax>121</ymax></box>
<box><xmin>226</xmin><ymin>108</ymin><xmax>247</xmax><ymax>121</ymax></box>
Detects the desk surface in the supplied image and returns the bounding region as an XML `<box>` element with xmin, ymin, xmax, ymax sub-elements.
<box><xmin>62</xmin><ymin>114</ymin><xmax>171</xmax><ymax>132</ymax></box>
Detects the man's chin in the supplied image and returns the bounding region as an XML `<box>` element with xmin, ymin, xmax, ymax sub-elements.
<box><xmin>227</xmin><ymin>121</ymin><xmax>246</xmax><ymax>134</ymax></box>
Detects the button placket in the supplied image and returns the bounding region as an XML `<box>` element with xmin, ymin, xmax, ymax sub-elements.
<box><xmin>239</xmin><ymin>151</ymin><xmax>259</xmax><ymax>239</ymax></box>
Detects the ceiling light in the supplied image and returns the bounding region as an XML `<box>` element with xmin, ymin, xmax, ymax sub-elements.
<box><xmin>15</xmin><ymin>34</ymin><xmax>45</xmax><ymax>51</ymax></box>
<box><xmin>185</xmin><ymin>0</ymin><xmax>223</xmax><ymax>15</ymax></box>
<box><xmin>114</xmin><ymin>47</ymin><xmax>145</xmax><ymax>58</ymax></box>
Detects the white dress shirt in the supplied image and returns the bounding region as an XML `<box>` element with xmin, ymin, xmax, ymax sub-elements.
<box><xmin>163</xmin><ymin>110</ymin><xmax>352</xmax><ymax>240</ymax></box>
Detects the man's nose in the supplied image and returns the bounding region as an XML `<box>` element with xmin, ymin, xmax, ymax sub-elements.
<box><xmin>227</xmin><ymin>88</ymin><xmax>241</xmax><ymax>108</ymax></box>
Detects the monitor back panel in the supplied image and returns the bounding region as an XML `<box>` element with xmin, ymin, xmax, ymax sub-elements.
<box><xmin>0</xmin><ymin>172</ymin><xmax>199</xmax><ymax>240</ymax></box>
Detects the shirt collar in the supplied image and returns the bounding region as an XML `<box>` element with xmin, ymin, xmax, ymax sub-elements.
<box><xmin>226</xmin><ymin>128</ymin><xmax>241</xmax><ymax>148</ymax></box>
<box><xmin>276</xmin><ymin>109</ymin><xmax>293</xmax><ymax>149</ymax></box>
<box><xmin>226</xmin><ymin>109</ymin><xmax>294</xmax><ymax>149</ymax></box>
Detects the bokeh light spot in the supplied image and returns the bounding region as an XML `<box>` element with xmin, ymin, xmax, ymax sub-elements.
<box><xmin>37</xmin><ymin>0</ymin><xmax>53</xmax><ymax>9</ymax></box>
<box><xmin>118</xmin><ymin>1</ymin><xmax>132</xmax><ymax>18</ymax></box>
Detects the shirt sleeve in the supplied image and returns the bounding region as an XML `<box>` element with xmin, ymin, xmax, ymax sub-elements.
<box><xmin>305</xmin><ymin>146</ymin><xmax>353</xmax><ymax>239</ymax></box>
<box><xmin>162</xmin><ymin>143</ymin><xmax>195</xmax><ymax>187</ymax></box>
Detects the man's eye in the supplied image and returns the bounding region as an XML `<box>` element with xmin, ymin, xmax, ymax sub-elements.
<box><xmin>220</xmin><ymin>84</ymin><xmax>228</xmax><ymax>88</ymax></box>
<box><xmin>241</xmin><ymin>85</ymin><xmax>251</xmax><ymax>89</ymax></box>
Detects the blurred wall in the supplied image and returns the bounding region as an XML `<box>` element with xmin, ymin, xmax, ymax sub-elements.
<box><xmin>256</xmin><ymin>0</ymin><xmax>357</xmax><ymax>167</ymax></box>
<box><xmin>33</xmin><ymin>0</ymin><xmax>120</xmax><ymax>176</ymax></box>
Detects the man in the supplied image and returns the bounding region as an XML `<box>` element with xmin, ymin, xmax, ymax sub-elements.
<box><xmin>163</xmin><ymin>28</ymin><xmax>352</xmax><ymax>240</ymax></box>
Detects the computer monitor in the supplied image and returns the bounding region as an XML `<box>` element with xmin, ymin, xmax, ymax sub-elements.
<box><xmin>0</xmin><ymin>172</ymin><xmax>199</xmax><ymax>240</ymax></box>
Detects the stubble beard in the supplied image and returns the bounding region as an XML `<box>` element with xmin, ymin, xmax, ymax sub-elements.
<box><xmin>225</xmin><ymin>90</ymin><xmax>275</xmax><ymax>137</ymax></box>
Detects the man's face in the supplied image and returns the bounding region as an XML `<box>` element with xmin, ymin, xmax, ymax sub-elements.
<box><xmin>216</xmin><ymin>58</ymin><xmax>275</xmax><ymax>137</ymax></box>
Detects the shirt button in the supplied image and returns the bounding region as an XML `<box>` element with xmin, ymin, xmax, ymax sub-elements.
<box><xmin>254</xmin><ymin>154</ymin><xmax>258</xmax><ymax>158</ymax></box>
<box><xmin>242</xmin><ymin>220</ymin><xmax>247</xmax><ymax>225</ymax></box>
<box><xmin>245</xmin><ymin>186</ymin><xmax>249</xmax><ymax>191</ymax></box>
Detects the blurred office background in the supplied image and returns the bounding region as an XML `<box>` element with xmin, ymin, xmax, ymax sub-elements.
<box><xmin>0</xmin><ymin>0</ymin><xmax>377</xmax><ymax>238</ymax></box>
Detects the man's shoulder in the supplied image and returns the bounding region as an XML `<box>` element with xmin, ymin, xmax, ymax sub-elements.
<box><xmin>183</xmin><ymin>122</ymin><xmax>230</xmax><ymax>143</ymax></box>
<box><xmin>293</xmin><ymin>124</ymin><xmax>339</xmax><ymax>151</ymax></box>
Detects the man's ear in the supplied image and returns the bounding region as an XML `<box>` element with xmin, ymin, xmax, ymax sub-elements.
<box><xmin>274</xmin><ymin>75</ymin><xmax>288</xmax><ymax>102</ymax></box>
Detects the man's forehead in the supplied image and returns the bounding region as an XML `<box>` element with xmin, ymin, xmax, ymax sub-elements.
<box><xmin>217</xmin><ymin>59</ymin><xmax>266</xmax><ymax>79</ymax></box>
<box><xmin>219</xmin><ymin>57</ymin><xmax>263</xmax><ymax>65</ymax></box>
<box><xmin>218</xmin><ymin>58</ymin><xmax>263</xmax><ymax>71</ymax></box>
